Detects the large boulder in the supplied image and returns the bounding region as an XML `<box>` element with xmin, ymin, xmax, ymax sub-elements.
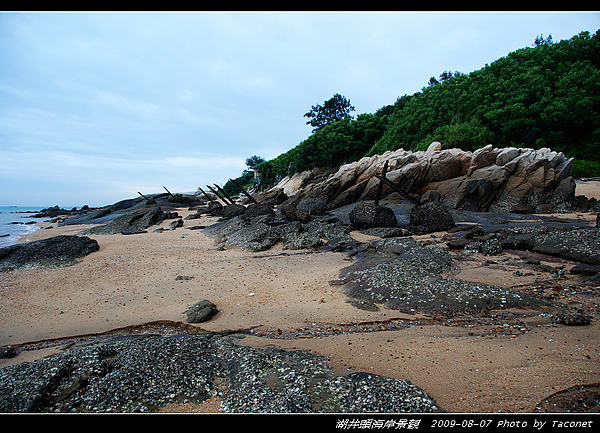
<box><xmin>349</xmin><ymin>202</ymin><xmax>398</xmax><ymax>228</ymax></box>
<box><xmin>0</xmin><ymin>235</ymin><xmax>99</xmax><ymax>271</ymax></box>
<box><xmin>408</xmin><ymin>202</ymin><xmax>455</xmax><ymax>234</ymax></box>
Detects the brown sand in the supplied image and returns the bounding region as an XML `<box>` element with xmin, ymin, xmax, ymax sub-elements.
<box><xmin>1</xmin><ymin>186</ymin><xmax>599</xmax><ymax>413</ymax></box>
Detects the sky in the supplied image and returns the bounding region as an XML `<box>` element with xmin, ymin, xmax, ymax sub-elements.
<box><xmin>1</xmin><ymin>11</ymin><xmax>599</xmax><ymax>208</ymax></box>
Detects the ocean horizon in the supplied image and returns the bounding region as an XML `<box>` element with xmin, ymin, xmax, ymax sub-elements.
<box><xmin>0</xmin><ymin>206</ymin><xmax>49</xmax><ymax>248</ymax></box>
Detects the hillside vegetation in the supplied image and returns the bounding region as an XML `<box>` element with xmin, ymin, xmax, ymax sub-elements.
<box><xmin>227</xmin><ymin>30</ymin><xmax>600</xmax><ymax>194</ymax></box>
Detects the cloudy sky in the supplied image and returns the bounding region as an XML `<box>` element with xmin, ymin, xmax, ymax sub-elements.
<box><xmin>1</xmin><ymin>11</ymin><xmax>599</xmax><ymax>207</ymax></box>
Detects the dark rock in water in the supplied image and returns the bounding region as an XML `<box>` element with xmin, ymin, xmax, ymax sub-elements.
<box><xmin>408</xmin><ymin>202</ymin><xmax>455</xmax><ymax>234</ymax></box>
<box><xmin>349</xmin><ymin>202</ymin><xmax>397</xmax><ymax>228</ymax></box>
<box><xmin>0</xmin><ymin>334</ymin><xmax>443</xmax><ymax>413</ymax></box>
<box><xmin>79</xmin><ymin>207</ymin><xmax>165</xmax><ymax>236</ymax></box>
<box><xmin>0</xmin><ymin>235</ymin><xmax>99</xmax><ymax>271</ymax></box>
<box><xmin>185</xmin><ymin>300</ymin><xmax>218</xmax><ymax>323</ymax></box>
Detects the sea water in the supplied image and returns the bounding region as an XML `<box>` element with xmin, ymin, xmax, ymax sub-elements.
<box><xmin>0</xmin><ymin>206</ymin><xmax>48</xmax><ymax>248</ymax></box>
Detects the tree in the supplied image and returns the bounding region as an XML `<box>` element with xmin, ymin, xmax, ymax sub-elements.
<box><xmin>245</xmin><ymin>155</ymin><xmax>265</xmax><ymax>169</ymax></box>
<box><xmin>304</xmin><ymin>93</ymin><xmax>356</xmax><ymax>132</ymax></box>
<box><xmin>534</xmin><ymin>34</ymin><xmax>553</xmax><ymax>47</ymax></box>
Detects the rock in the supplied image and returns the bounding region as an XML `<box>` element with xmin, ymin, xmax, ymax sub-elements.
<box><xmin>427</xmin><ymin>141</ymin><xmax>442</xmax><ymax>152</ymax></box>
<box><xmin>273</xmin><ymin>146</ymin><xmax>578</xmax><ymax>213</ymax></box>
<box><xmin>219</xmin><ymin>204</ymin><xmax>246</xmax><ymax>219</ymax></box>
<box><xmin>169</xmin><ymin>219</ymin><xmax>183</xmax><ymax>230</ymax></box>
<box><xmin>535</xmin><ymin>204</ymin><xmax>554</xmax><ymax>213</ymax></box>
<box><xmin>481</xmin><ymin>238</ymin><xmax>503</xmax><ymax>256</ymax></box>
<box><xmin>0</xmin><ymin>347</ymin><xmax>17</xmax><ymax>359</ymax></box>
<box><xmin>532</xmin><ymin>227</ymin><xmax>600</xmax><ymax>265</ymax></box>
<box><xmin>408</xmin><ymin>202</ymin><xmax>455</xmax><ymax>234</ymax></box>
<box><xmin>349</xmin><ymin>202</ymin><xmax>397</xmax><ymax>228</ymax></box>
<box><xmin>570</xmin><ymin>264</ymin><xmax>600</xmax><ymax>276</ymax></box>
<box><xmin>0</xmin><ymin>235</ymin><xmax>99</xmax><ymax>271</ymax></box>
<box><xmin>359</xmin><ymin>227</ymin><xmax>404</xmax><ymax>238</ymax></box>
<box><xmin>420</xmin><ymin>190</ymin><xmax>442</xmax><ymax>203</ymax></box>
<box><xmin>555</xmin><ymin>308</ymin><xmax>592</xmax><ymax>326</ymax></box>
<box><xmin>338</xmin><ymin>244</ymin><xmax>549</xmax><ymax>317</ymax></box>
<box><xmin>79</xmin><ymin>207</ymin><xmax>165</xmax><ymax>235</ymax></box>
<box><xmin>185</xmin><ymin>300</ymin><xmax>218</xmax><ymax>323</ymax></box>
<box><xmin>224</xmin><ymin>222</ymin><xmax>280</xmax><ymax>252</ymax></box>
<box><xmin>244</xmin><ymin>203</ymin><xmax>275</xmax><ymax>217</ymax></box>
<box><xmin>256</xmin><ymin>188</ymin><xmax>287</xmax><ymax>206</ymax></box>
<box><xmin>0</xmin><ymin>334</ymin><xmax>443</xmax><ymax>413</ymax></box>
<box><xmin>499</xmin><ymin>232</ymin><xmax>536</xmax><ymax>251</ymax></box>
<box><xmin>510</xmin><ymin>204</ymin><xmax>535</xmax><ymax>214</ymax></box>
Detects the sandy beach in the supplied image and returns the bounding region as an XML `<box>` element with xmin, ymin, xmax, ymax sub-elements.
<box><xmin>1</xmin><ymin>181</ymin><xmax>599</xmax><ymax>413</ymax></box>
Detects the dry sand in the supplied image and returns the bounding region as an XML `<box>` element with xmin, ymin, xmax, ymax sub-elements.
<box><xmin>1</xmin><ymin>182</ymin><xmax>599</xmax><ymax>413</ymax></box>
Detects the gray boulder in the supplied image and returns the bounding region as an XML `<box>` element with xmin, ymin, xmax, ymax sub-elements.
<box><xmin>349</xmin><ymin>202</ymin><xmax>397</xmax><ymax>228</ymax></box>
<box><xmin>185</xmin><ymin>300</ymin><xmax>218</xmax><ymax>323</ymax></box>
<box><xmin>408</xmin><ymin>202</ymin><xmax>455</xmax><ymax>234</ymax></box>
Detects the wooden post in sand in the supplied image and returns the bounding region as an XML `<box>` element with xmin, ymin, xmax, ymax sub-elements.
<box><xmin>137</xmin><ymin>191</ymin><xmax>151</xmax><ymax>201</ymax></box>
<box><xmin>206</xmin><ymin>185</ymin><xmax>229</xmax><ymax>205</ymax></box>
<box><xmin>228</xmin><ymin>178</ymin><xmax>259</xmax><ymax>204</ymax></box>
<box><xmin>214</xmin><ymin>184</ymin><xmax>236</xmax><ymax>205</ymax></box>
<box><xmin>197</xmin><ymin>187</ymin><xmax>215</xmax><ymax>203</ymax></box>
<box><xmin>374</xmin><ymin>160</ymin><xmax>388</xmax><ymax>206</ymax></box>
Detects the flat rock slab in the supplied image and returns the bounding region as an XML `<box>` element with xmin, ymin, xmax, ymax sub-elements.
<box><xmin>0</xmin><ymin>334</ymin><xmax>443</xmax><ymax>413</ymax></box>
<box><xmin>0</xmin><ymin>235</ymin><xmax>99</xmax><ymax>271</ymax></box>
<box><xmin>337</xmin><ymin>243</ymin><xmax>553</xmax><ymax>317</ymax></box>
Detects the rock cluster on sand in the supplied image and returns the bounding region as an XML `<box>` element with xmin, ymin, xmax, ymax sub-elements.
<box><xmin>338</xmin><ymin>241</ymin><xmax>550</xmax><ymax>317</ymax></box>
<box><xmin>0</xmin><ymin>235</ymin><xmax>99</xmax><ymax>271</ymax></box>
<box><xmin>0</xmin><ymin>334</ymin><xmax>442</xmax><ymax>413</ymax></box>
<box><xmin>266</xmin><ymin>145</ymin><xmax>582</xmax><ymax>214</ymax></box>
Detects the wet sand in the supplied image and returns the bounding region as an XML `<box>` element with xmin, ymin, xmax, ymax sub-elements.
<box><xmin>1</xmin><ymin>182</ymin><xmax>599</xmax><ymax>413</ymax></box>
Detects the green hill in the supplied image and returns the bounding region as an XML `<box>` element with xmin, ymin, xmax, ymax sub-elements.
<box><xmin>230</xmin><ymin>30</ymin><xmax>600</xmax><ymax>193</ymax></box>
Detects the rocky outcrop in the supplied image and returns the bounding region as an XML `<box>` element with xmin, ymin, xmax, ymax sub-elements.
<box><xmin>268</xmin><ymin>145</ymin><xmax>579</xmax><ymax>214</ymax></box>
<box><xmin>78</xmin><ymin>207</ymin><xmax>166</xmax><ymax>235</ymax></box>
<box><xmin>0</xmin><ymin>235</ymin><xmax>99</xmax><ymax>271</ymax></box>
<box><xmin>0</xmin><ymin>333</ymin><xmax>442</xmax><ymax>413</ymax></box>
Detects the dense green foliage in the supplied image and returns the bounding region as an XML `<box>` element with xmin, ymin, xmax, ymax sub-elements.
<box><xmin>249</xmin><ymin>30</ymin><xmax>600</xmax><ymax>189</ymax></box>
